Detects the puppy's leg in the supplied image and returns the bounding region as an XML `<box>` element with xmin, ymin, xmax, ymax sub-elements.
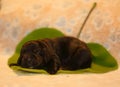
<box><xmin>68</xmin><ymin>47</ymin><xmax>92</xmax><ymax>70</ymax></box>
<box><xmin>45</xmin><ymin>55</ymin><xmax>61</xmax><ymax>74</ymax></box>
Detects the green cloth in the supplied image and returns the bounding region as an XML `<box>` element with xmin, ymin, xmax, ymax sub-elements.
<box><xmin>8</xmin><ymin>28</ymin><xmax>118</xmax><ymax>74</ymax></box>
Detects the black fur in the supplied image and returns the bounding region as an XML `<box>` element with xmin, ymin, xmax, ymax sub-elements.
<box><xmin>10</xmin><ymin>36</ymin><xmax>92</xmax><ymax>74</ymax></box>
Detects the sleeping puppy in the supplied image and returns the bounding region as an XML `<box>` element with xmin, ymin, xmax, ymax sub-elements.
<box><xmin>10</xmin><ymin>36</ymin><xmax>92</xmax><ymax>74</ymax></box>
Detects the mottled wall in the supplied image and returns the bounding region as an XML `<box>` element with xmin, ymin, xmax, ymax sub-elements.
<box><xmin>0</xmin><ymin>0</ymin><xmax>120</xmax><ymax>63</ymax></box>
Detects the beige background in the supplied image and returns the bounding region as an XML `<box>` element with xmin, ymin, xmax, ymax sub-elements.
<box><xmin>0</xmin><ymin>0</ymin><xmax>120</xmax><ymax>63</ymax></box>
<box><xmin>0</xmin><ymin>0</ymin><xmax>120</xmax><ymax>87</ymax></box>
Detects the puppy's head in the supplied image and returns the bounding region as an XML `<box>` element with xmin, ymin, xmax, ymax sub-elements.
<box><xmin>18</xmin><ymin>40</ymin><xmax>47</xmax><ymax>69</ymax></box>
<box><xmin>17</xmin><ymin>39</ymin><xmax>60</xmax><ymax>74</ymax></box>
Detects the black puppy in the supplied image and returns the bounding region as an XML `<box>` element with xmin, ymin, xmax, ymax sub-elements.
<box><xmin>10</xmin><ymin>36</ymin><xmax>92</xmax><ymax>74</ymax></box>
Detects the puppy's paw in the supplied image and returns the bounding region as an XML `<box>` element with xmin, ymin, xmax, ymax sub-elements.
<box><xmin>46</xmin><ymin>58</ymin><xmax>60</xmax><ymax>74</ymax></box>
<box><xmin>47</xmin><ymin>68</ymin><xmax>58</xmax><ymax>74</ymax></box>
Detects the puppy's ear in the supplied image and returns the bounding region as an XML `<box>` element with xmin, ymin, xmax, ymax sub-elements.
<box><xmin>38</xmin><ymin>40</ymin><xmax>60</xmax><ymax>74</ymax></box>
<box><xmin>45</xmin><ymin>55</ymin><xmax>60</xmax><ymax>74</ymax></box>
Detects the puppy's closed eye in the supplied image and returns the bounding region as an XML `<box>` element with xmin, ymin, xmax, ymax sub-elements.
<box><xmin>33</xmin><ymin>49</ymin><xmax>41</xmax><ymax>55</ymax></box>
<box><xmin>33</xmin><ymin>49</ymin><xmax>39</xmax><ymax>53</ymax></box>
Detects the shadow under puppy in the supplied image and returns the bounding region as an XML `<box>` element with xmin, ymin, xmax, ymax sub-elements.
<box><xmin>10</xmin><ymin>36</ymin><xmax>92</xmax><ymax>74</ymax></box>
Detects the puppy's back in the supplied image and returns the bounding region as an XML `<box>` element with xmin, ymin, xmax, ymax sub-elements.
<box><xmin>53</xmin><ymin>36</ymin><xmax>92</xmax><ymax>59</ymax></box>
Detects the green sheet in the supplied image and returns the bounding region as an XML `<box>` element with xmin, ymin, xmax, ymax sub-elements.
<box><xmin>8</xmin><ymin>27</ymin><xmax>118</xmax><ymax>74</ymax></box>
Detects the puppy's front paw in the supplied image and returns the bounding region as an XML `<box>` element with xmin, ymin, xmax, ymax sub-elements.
<box><xmin>46</xmin><ymin>58</ymin><xmax>60</xmax><ymax>74</ymax></box>
<box><xmin>47</xmin><ymin>68</ymin><xmax>58</xmax><ymax>74</ymax></box>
